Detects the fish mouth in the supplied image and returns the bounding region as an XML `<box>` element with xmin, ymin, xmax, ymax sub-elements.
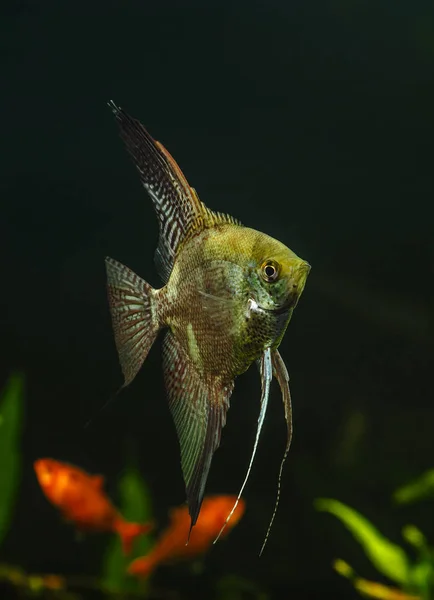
<box><xmin>262</xmin><ymin>301</ymin><xmax>292</xmax><ymax>316</ymax></box>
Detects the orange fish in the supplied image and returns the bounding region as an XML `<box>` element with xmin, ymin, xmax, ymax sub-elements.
<box><xmin>128</xmin><ymin>495</ymin><xmax>245</xmax><ymax>578</ymax></box>
<box><xmin>34</xmin><ymin>458</ymin><xmax>152</xmax><ymax>554</ymax></box>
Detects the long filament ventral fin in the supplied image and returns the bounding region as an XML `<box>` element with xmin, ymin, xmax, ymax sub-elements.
<box><xmin>213</xmin><ymin>347</ymin><xmax>273</xmax><ymax>545</ymax></box>
<box><xmin>259</xmin><ymin>350</ymin><xmax>293</xmax><ymax>556</ymax></box>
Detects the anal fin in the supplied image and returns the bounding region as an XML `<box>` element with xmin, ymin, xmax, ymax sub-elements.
<box><xmin>162</xmin><ymin>331</ymin><xmax>234</xmax><ymax>532</ymax></box>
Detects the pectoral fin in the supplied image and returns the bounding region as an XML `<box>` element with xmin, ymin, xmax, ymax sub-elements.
<box><xmin>198</xmin><ymin>260</ymin><xmax>247</xmax><ymax>331</ymax></box>
<box><xmin>162</xmin><ymin>331</ymin><xmax>234</xmax><ymax>534</ymax></box>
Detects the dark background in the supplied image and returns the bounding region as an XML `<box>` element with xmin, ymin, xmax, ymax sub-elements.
<box><xmin>1</xmin><ymin>0</ymin><xmax>433</xmax><ymax>598</ymax></box>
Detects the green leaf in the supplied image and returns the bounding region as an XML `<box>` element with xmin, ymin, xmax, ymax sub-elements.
<box><xmin>408</xmin><ymin>560</ymin><xmax>432</xmax><ymax>595</ymax></box>
<box><xmin>101</xmin><ymin>465</ymin><xmax>153</xmax><ymax>595</ymax></box>
<box><xmin>333</xmin><ymin>558</ymin><xmax>355</xmax><ymax>580</ymax></box>
<box><xmin>393</xmin><ymin>470</ymin><xmax>434</xmax><ymax>505</ymax></box>
<box><xmin>404</xmin><ymin>527</ymin><xmax>433</xmax><ymax>600</ymax></box>
<box><xmin>314</xmin><ymin>498</ymin><xmax>409</xmax><ymax>585</ymax></box>
<box><xmin>0</xmin><ymin>373</ymin><xmax>24</xmax><ymax>547</ymax></box>
<box><xmin>402</xmin><ymin>525</ymin><xmax>427</xmax><ymax>550</ymax></box>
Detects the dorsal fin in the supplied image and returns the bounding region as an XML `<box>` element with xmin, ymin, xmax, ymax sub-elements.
<box><xmin>108</xmin><ymin>101</ymin><xmax>242</xmax><ymax>283</ymax></box>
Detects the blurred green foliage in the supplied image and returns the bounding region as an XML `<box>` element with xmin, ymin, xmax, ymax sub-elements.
<box><xmin>333</xmin><ymin>558</ymin><xmax>420</xmax><ymax>600</ymax></box>
<box><xmin>315</xmin><ymin>489</ymin><xmax>434</xmax><ymax>600</ymax></box>
<box><xmin>0</xmin><ymin>372</ymin><xmax>24</xmax><ymax>547</ymax></box>
<box><xmin>101</xmin><ymin>462</ymin><xmax>154</xmax><ymax>595</ymax></box>
<box><xmin>315</xmin><ymin>498</ymin><xmax>409</xmax><ymax>584</ymax></box>
<box><xmin>393</xmin><ymin>471</ymin><xmax>434</xmax><ymax>505</ymax></box>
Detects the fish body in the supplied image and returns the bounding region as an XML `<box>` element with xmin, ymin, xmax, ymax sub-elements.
<box><xmin>160</xmin><ymin>223</ymin><xmax>307</xmax><ymax>376</ymax></box>
<box><xmin>106</xmin><ymin>102</ymin><xmax>310</xmax><ymax>547</ymax></box>
<box><xmin>128</xmin><ymin>495</ymin><xmax>245</xmax><ymax>578</ymax></box>
<box><xmin>34</xmin><ymin>458</ymin><xmax>152</xmax><ymax>554</ymax></box>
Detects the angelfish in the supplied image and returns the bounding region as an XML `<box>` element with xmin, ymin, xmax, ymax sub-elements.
<box><xmin>105</xmin><ymin>101</ymin><xmax>311</xmax><ymax>553</ymax></box>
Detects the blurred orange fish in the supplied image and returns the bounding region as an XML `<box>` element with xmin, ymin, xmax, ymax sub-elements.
<box><xmin>128</xmin><ymin>495</ymin><xmax>245</xmax><ymax>578</ymax></box>
<box><xmin>34</xmin><ymin>458</ymin><xmax>152</xmax><ymax>554</ymax></box>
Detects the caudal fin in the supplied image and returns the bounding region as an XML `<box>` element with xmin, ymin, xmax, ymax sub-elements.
<box><xmin>116</xmin><ymin>520</ymin><xmax>153</xmax><ymax>556</ymax></box>
<box><xmin>127</xmin><ymin>555</ymin><xmax>155</xmax><ymax>579</ymax></box>
<box><xmin>105</xmin><ymin>257</ymin><xmax>160</xmax><ymax>387</ymax></box>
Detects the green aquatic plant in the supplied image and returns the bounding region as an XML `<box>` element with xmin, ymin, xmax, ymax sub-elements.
<box><xmin>315</xmin><ymin>498</ymin><xmax>409</xmax><ymax>584</ymax></box>
<box><xmin>332</xmin><ymin>558</ymin><xmax>420</xmax><ymax>600</ymax></box>
<box><xmin>102</xmin><ymin>462</ymin><xmax>154</xmax><ymax>595</ymax></box>
<box><xmin>393</xmin><ymin>470</ymin><xmax>434</xmax><ymax>505</ymax></box>
<box><xmin>0</xmin><ymin>372</ymin><xmax>25</xmax><ymax>547</ymax></box>
<box><xmin>314</xmin><ymin>497</ymin><xmax>434</xmax><ymax>600</ymax></box>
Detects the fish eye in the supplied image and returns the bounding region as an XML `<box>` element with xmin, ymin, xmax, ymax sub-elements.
<box><xmin>261</xmin><ymin>260</ymin><xmax>280</xmax><ymax>283</ymax></box>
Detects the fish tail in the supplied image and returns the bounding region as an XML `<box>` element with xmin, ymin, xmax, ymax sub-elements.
<box><xmin>105</xmin><ymin>257</ymin><xmax>161</xmax><ymax>387</ymax></box>
<box><xmin>115</xmin><ymin>519</ymin><xmax>154</xmax><ymax>556</ymax></box>
<box><xmin>127</xmin><ymin>555</ymin><xmax>155</xmax><ymax>579</ymax></box>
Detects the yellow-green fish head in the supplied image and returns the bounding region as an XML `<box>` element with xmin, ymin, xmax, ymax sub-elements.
<box><xmin>247</xmin><ymin>231</ymin><xmax>311</xmax><ymax>315</ymax></box>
